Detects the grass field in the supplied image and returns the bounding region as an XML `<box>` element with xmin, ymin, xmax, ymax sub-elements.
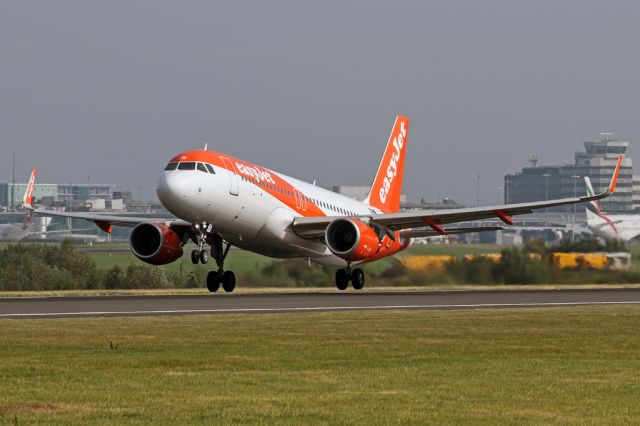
<box><xmin>1</xmin><ymin>306</ymin><xmax>639</xmax><ymax>424</ymax></box>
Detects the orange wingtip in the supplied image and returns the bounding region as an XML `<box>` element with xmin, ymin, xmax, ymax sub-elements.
<box><xmin>608</xmin><ymin>154</ymin><xmax>623</xmax><ymax>193</ymax></box>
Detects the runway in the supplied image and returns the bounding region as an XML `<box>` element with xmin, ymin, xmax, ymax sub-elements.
<box><xmin>2</xmin><ymin>288</ymin><xmax>640</xmax><ymax>319</ymax></box>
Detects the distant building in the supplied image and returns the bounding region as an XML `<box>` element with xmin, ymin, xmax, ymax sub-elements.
<box><xmin>58</xmin><ymin>183</ymin><xmax>116</xmax><ymax>204</ymax></box>
<box><xmin>0</xmin><ymin>183</ymin><xmax>58</xmax><ymax>208</ymax></box>
<box><xmin>504</xmin><ymin>135</ymin><xmax>634</xmax><ymax>213</ymax></box>
<box><xmin>332</xmin><ymin>185</ymin><xmax>407</xmax><ymax>204</ymax></box>
<box><xmin>401</xmin><ymin>198</ymin><xmax>465</xmax><ymax>211</ymax></box>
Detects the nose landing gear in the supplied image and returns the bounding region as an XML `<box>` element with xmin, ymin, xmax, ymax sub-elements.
<box><xmin>335</xmin><ymin>264</ymin><xmax>365</xmax><ymax>291</ymax></box>
<box><xmin>191</xmin><ymin>223</ymin><xmax>210</xmax><ymax>265</ymax></box>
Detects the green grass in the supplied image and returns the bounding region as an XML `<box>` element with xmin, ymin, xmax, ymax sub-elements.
<box><xmin>85</xmin><ymin>244</ymin><xmax>507</xmax><ymax>287</ymax></box>
<box><xmin>1</xmin><ymin>306</ymin><xmax>639</xmax><ymax>424</ymax></box>
<box><xmin>87</xmin><ymin>244</ymin><xmax>503</xmax><ymax>270</ymax></box>
<box><xmin>87</xmin><ymin>247</ymin><xmax>274</xmax><ymax>273</ymax></box>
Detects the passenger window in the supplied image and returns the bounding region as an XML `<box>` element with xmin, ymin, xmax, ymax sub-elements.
<box><xmin>204</xmin><ymin>164</ymin><xmax>215</xmax><ymax>174</ymax></box>
<box><xmin>178</xmin><ymin>162</ymin><xmax>196</xmax><ymax>170</ymax></box>
<box><xmin>165</xmin><ymin>162</ymin><xmax>178</xmax><ymax>171</ymax></box>
<box><xmin>197</xmin><ymin>163</ymin><xmax>208</xmax><ymax>173</ymax></box>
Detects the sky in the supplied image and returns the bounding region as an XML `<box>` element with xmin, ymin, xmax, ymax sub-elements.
<box><xmin>1</xmin><ymin>1</ymin><xmax>638</xmax><ymax>205</ymax></box>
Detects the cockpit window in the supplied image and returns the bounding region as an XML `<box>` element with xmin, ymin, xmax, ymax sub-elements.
<box><xmin>165</xmin><ymin>162</ymin><xmax>178</xmax><ymax>171</ymax></box>
<box><xmin>204</xmin><ymin>164</ymin><xmax>215</xmax><ymax>174</ymax></box>
<box><xmin>178</xmin><ymin>162</ymin><xmax>196</xmax><ymax>170</ymax></box>
<box><xmin>197</xmin><ymin>162</ymin><xmax>208</xmax><ymax>173</ymax></box>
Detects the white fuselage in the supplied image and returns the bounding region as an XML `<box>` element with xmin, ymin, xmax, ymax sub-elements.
<box><xmin>156</xmin><ymin>161</ymin><xmax>388</xmax><ymax>266</ymax></box>
<box><xmin>0</xmin><ymin>223</ymin><xmax>32</xmax><ymax>242</ymax></box>
<box><xmin>586</xmin><ymin>210</ymin><xmax>640</xmax><ymax>242</ymax></box>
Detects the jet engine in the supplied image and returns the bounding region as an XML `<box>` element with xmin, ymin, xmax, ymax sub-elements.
<box><xmin>129</xmin><ymin>222</ymin><xmax>184</xmax><ymax>265</ymax></box>
<box><xmin>325</xmin><ymin>218</ymin><xmax>381</xmax><ymax>261</ymax></box>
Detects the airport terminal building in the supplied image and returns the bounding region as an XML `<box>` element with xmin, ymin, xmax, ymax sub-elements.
<box><xmin>504</xmin><ymin>136</ymin><xmax>634</xmax><ymax>213</ymax></box>
<box><xmin>0</xmin><ymin>182</ymin><xmax>58</xmax><ymax>209</ymax></box>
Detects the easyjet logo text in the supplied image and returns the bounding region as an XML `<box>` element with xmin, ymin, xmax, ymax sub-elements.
<box><xmin>236</xmin><ymin>162</ymin><xmax>276</xmax><ymax>185</ymax></box>
<box><xmin>379</xmin><ymin>121</ymin><xmax>406</xmax><ymax>204</ymax></box>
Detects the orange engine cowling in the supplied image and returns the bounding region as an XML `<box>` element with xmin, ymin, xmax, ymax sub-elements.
<box><xmin>129</xmin><ymin>222</ymin><xmax>184</xmax><ymax>265</ymax></box>
<box><xmin>325</xmin><ymin>218</ymin><xmax>381</xmax><ymax>262</ymax></box>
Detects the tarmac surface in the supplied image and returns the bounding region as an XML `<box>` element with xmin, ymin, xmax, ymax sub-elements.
<box><xmin>2</xmin><ymin>288</ymin><xmax>640</xmax><ymax>319</ymax></box>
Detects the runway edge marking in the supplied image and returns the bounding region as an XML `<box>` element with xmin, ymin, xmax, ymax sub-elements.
<box><xmin>2</xmin><ymin>300</ymin><xmax>640</xmax><ymax>318</ymax></box>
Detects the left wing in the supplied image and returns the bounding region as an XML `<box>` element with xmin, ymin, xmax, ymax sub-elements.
<box><xmin>27</xmin><ymin>209</ymin><xmax>191</xmax><ymax>234</ymax></box>
<box><xmin>21</xmin><ymin>168</ymin><xmax>192</xmax><ymax>234</ymax></box>
<box><xmin>293</xmin><ymin>154</ymin><xmax>623</xmax><ymax>238</ymax></box>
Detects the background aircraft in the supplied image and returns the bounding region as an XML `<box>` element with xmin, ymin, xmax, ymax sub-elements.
<box><xmin>0</xmin><ymin>169</ymin><xmax>37</xmax><ymax>242</ymax></box>
<box><xmin>28</xmin><ymin>116</ymin><xmax>622</xmax><ymax>292</ymax></box>
<box><xmin>0</xmin><ymin>170</ymin><xmax>98</xmax><ymax>243</ymax></box>
<box><xmin>585</xmin><ymin>176</ymin><xmax>640</xmax><ymax>242</ymax></box>
<box><xmin>0</xmin><ymin>213</ymin><xmax>33</xmax><ymax>242</ymax></box>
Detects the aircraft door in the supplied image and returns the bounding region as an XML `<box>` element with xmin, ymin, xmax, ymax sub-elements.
<box><xmin>294</xmin><ymin>190</ymin><xmax>307</xmax><ymax>211</ymax></box>
<box><xmin>220</xmin><ymin>157</ymin><xmax>239</xmax><ymax>196</ymax></box>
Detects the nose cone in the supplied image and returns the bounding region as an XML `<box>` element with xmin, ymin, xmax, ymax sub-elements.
<box><xmin>156</xmin><ymin>172</ymin><xmax>193</xmax><ymax>216</ymax></box>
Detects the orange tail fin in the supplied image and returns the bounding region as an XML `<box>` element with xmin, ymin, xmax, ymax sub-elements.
<box><xmin>365</xmin><ymin>115</ymin><xmax>409</xmax><ymax>213</ymax></box>
<box><xmin>22</xmin><ymin>168</ymin><xmax>37</xmax><ymax>208</ymax></box>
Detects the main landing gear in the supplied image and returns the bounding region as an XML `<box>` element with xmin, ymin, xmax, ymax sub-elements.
<box><xmin>335</xmin><ymin>264</ymin><xmax>365</xmax><ymax>291</ymax></box>
<box><xmin>190</xmin><ymin>224</ymin><xmax>236</xmax><ymax>293</ymax></box>
<box><xmin>206</xmin><ymin>233</ymin><xmax>235</xmax><ymax>293</ymax></box>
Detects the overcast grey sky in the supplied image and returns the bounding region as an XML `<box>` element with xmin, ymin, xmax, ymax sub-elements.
<box><xmin>1</xmin><ymin>1</ymin><xmax>638</xmax><ymax>205</ymax></box>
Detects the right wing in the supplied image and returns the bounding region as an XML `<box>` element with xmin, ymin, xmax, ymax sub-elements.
<box><xmin>399</xmin><ymin>226</ymin><xmax>504</xmax><ymax>239</ymax></box>
<box><xmin>293</xmin><ymin>154</ymin><xmax>623</xmax><ymax>239</ymax></box>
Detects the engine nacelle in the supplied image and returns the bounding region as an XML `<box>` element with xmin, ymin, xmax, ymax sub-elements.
<box><xmin>129</xmin><ymin>222</ymin><xmax>184</xmax><ymax>265</ymax></box>
<box><xmin>325</xmin><ymin>218</ymin><xmax>381</xmax><ymax>261</ymax></box>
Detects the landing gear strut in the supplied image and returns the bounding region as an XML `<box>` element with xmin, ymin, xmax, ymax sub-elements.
<box><xmin>206</xmin><ymin>234</ymin><xmax>235</xmax><ymax>293</ymax></box>
<box><xmin>191</xmin><ymin>223</ymin><xmax>210</xmax><ymax>265</ymax></box>
<box><xmin>335</xmin><ymin>264</ymin><xmax>365</xmax><ymax>291</ymax></box>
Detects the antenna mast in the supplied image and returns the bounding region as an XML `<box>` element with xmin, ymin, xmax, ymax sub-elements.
<box><xmin>11</xmin><ymin>153</ymin><xmax>15</xmax><ymax>223</ymax></box>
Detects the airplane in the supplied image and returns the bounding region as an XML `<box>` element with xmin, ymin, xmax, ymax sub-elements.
<box><xmin>26</xmin><ymin>115</ymin><xmax>622</xmax><ymax>293</ymax></box>
<box><xmin>0</xmin><ymin>169</ymin><xmax>37</xmax><ymax>242</ymax></box>
<box><xmin>584</xmin><ymin>176</ymin><xmax>640</xmax><ymax>242</ymax></box>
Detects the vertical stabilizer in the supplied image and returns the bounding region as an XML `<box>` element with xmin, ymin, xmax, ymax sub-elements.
<box><xmin>584</xmin><ymin>176</ymin><xmax>602</xmax><ymax>215</ymax></box>
<box><xmin>22</xmin><ymin>168</ymin><xmax>36</xmax><ymax>208</ymax></box>
<box><xmin>22</xmin><ymin>168</ymin><xmax>36</xmax><ymax>225</ymax></box>
<box><xmin>584</xmin><ymin>175</ymin><xmax>618</xmax><ymax>235</ymax></box>
<box><xmin>364</xmin><ymin>115</ymin><xmax>409</xmax><ymax>213</ymax></box>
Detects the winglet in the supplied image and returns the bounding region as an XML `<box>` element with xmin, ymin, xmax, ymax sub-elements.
<box><xmin>608</xmin><ymin>154</ymin><xmax>623</xmax><ymax>193</ymax></box>
<box><xmin>22</xmin><ymin>168</ymin><xmax>37</xmax><ymax>209</ymax></box>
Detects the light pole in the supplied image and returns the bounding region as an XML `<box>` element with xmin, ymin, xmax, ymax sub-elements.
<box><xmin>505</xmin><ymin>177</ymin><xmax>510</xmax><ymax>204</ymax></box>
<box><xmin>542</xmin><ymin>173</ymin><xmax>551</xmax><ymax>224</ymax></box>
<box><xmin>497</xmin><ymin>187</ymin><xmax>503</xmax><ymax>204</ymax></box>
<box><xmin>11</xmin><ymin>153</ymin><xmax>15</xmax><ymax>224</ymax></box>
<box><xmin>476</xmin><ymin>173</ymin><xmax>481</xmax><ymax>207</ymax></box>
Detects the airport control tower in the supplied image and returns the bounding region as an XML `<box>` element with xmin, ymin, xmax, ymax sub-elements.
<box><xmin>504</xmin><ymin>134</ymin><xmax>634</xmax><ymax>214</ymax></box>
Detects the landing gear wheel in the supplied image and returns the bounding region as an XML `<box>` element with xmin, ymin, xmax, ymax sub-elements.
<box><xmin>335</xmin><ymin>269</ymin><xmax>349</xmax><ymax>290</ymax></box>
<box><xmin>351</xmin><ymin>268</ymin><xmax>365</xmax><ymax>290</ymax></box>
<box><xmin>199</xmin><ymin>250</ymin><xmax>209</xmax><ymax>264</ymax></box>
<box><xmin>191</xmin><ymin>250</ymin><xmax>200</xmax><ymax>264</ymax></box>
<box><xmin>207</xmin><ymin>271</ymin><xmax>220</xmax><ymax>292</ymax></box>
<box><xmin>222</xmin><ymin>271</ymin><xmax>236</xmax><ymax>293</ymax></box>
